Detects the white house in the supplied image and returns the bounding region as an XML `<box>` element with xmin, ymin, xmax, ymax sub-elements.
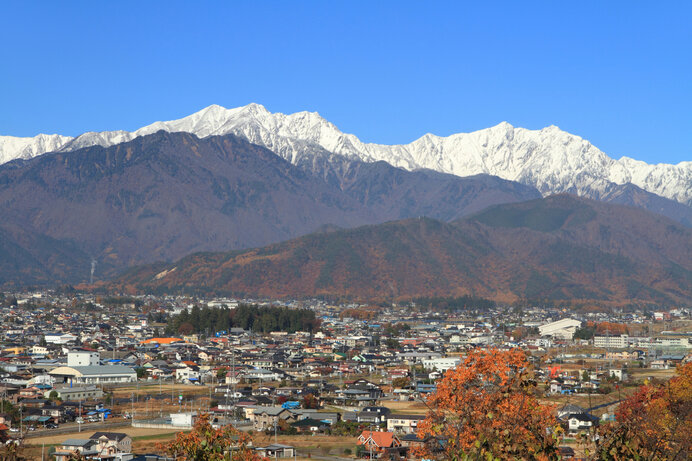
<box><xmin>568</xmin><ymin>414</ymin><xmax>598</xmax><ymax>433</ymax></box>
<box><xmin>175</xmin><ymin>367</ymin><xmax>201</xmax><ymax>382</ymax></box>
<box><xmin>609</xmin><ymin>369</ymin><xmax>626</xmax><ymax>381</ymax></box>
<box><xmin>386</xmin><ymin>414</ymin><xmax>425</xmax><ymax>434</ymax></box>
<box><xmin>31</xmin><ymin>345</ymin><xmax>49</xmax><ymax>355</ymax></box>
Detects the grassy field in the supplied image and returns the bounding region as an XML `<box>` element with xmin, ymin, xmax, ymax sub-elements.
<box><xmin>25</xmin><ymin>426</ymin><xmax>185</xmax><ymax>446</ymax></box>
<box><xmin>382</xmin><ymin>399</ymin><xmax>429</xmax><ymax>414</ymax></box>
<box><xmin>627</xmin><ymin>367</ymin><xmax>677</xmax><ymax>381</ymax></box>
<box><xmin>109</xmin><ymin>382</ymin><xmax>212</xmax><ymax>397</ymax></box>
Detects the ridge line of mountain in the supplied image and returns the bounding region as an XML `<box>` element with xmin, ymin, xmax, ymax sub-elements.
<box><xmin>2</xmin><ymin>103</ymin><xmax>691</xmax><ymax>206</ymax></box>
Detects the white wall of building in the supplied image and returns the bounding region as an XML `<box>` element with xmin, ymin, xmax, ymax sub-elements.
<box><xmin>68</xmin><ymin>351</ymin><xmax>100</xmax><ymax>367</ymax></box>
<box><xmin>423</xmin><ymin>357</ymin><xmax>461</xmax><ymax>372</ymax></box>
<box><xmin>594</xmin><ymin>335</ymin><xmax>628</xmax><ymax>349</ymax></box>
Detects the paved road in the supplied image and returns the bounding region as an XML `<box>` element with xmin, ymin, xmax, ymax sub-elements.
<box><xmin>302</xmin><ymin>455</ymin><xmax>354</xmax><ymax>461</ymax></box>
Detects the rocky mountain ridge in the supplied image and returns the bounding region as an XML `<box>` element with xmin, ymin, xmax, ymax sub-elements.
<box><xmin>2</xmin><ymin>104</ymin><xmax>691</xmax><ymax>206</ymax></box>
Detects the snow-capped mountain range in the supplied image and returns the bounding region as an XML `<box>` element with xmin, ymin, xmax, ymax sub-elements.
<box><xmin>2</xmin><ymin>103</ymin><xmax>691</xmax><ymax>205</ymax></box>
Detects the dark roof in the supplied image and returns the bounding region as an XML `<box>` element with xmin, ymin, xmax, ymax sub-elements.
<box><xmin>290</xmin><ymin>418</ymin><xmax>322</xmax><ymax>427</ymax></box>
<box><xmin>568</xmin><ymin>413</ymin><xmax>599</xmax><ymax>422</ymax></box>
<box><xmin>559</xmin><ymin>446</ymin><xmax>576</xmax><ymax>456</ymax></box>
<box><xmin>559</xmin><ymin>404</ymin><xmax>585</xmax><ymax>414</ymax></box>
<box><xmin>400</xmin><ymin>433</ymin><xmax>431</xmax><ymax>442</ymax></box>
<box><xmin>89</xmin><ymin>431</ymin><xmax>130</xmax><ymax>441</ymax></box>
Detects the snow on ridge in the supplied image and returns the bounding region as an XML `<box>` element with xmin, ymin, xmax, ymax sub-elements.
<box><xmin>0</xmin><ymin>133</ymin><xmax>73</xmax><ymax>164</ymax></box>
<box><xmin>1</xmin><ymin>104</ymin><xmax>691</xmax><ymax>205</ymax></box>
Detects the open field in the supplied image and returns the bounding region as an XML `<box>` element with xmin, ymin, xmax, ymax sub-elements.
<box><xmin>108</xmin><ymin>382</ymin><xmax>213</xmax><ymax>397</ymax></box>
<box><xmin>127</xmin><ymin>433</ymin><xmax>357</xmax><ymax>458</ymax></box>
<box><xmin>381</xmin><ymin>399</ymin><xmax>429</xmax><ymax>414</ymax></box>
<box><xmin>627</xmin><ymin>367</ymin><xmax>677</xmax><ymax>381</ymax></box>
<box><xmin>25</xmin><ymin>426</ymin><xmax>185</xmax><ymax>446</ymax></box>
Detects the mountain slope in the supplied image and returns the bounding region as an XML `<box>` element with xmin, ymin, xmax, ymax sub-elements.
<box><xmin>594</xmin><ymin>183</ymin><xmax>692</xmax><ymax>227</ymax></box>
<box><xmin>0</xmin><ymin>131</ymin><xmax>373</xmax><ymax>280</ymax></box>
<box><xmin>0</xmin><ymin>224</ymin><xmax>92</xmax><ymax>286</ymax></box>
<box><xmin>0</xmin><ymin>131</ymin><xmax>540</xmax><ymax>286</ymax></box>
<box><xmin>110</xmin><ymin>195</ymin><xmax>692</xmax><ymax>306</ymax></box>
<box><xmin>334</xmin><ymin>161</ymin><xmax>541</xmax><ymax>221</ymax></box>
<box><xmin>3</xmin><ymin>104</ymin><xmax>691</xmax><ymax>208</ymax></box>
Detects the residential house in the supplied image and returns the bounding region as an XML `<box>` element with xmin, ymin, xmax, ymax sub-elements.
<box><xmin>386</xmin><ymin>414</ymin><xmax>425</xmax><ymax>434</ymax></box>
<box><xmin>252</xmin><ymin>407</ymin><xmax>299</xmax><ymax>431</ymax></box>
<box><xmin>567</xmin><ymin>414</ymin><xmax>599</xmax><ymax>433</ymax></box>
<box><xmin>53</xmin><ymin>439</ymin><xmax>99</xmax><ymax>461</ymax></box>
<box><xmin>357</xmin><ymin>431</ymin><xmax>402</xmax><ymax>455</ymax></box>
<box><xmin>357</xmin><ymin>406</ymin><xmax>391</xmax><ymax>424</ymax></box>
<box><xmin>89</xmin><ymin>432</ymin><xmax>133</xmax><ymax>456</ymax></box>
<box><xmin>254</xmin><ymin>444</ymin><xmax>295</xmax><ymax>458</ymax></box>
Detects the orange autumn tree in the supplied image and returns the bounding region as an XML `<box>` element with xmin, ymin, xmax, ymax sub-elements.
<box><xmin>160</xmin><ymin>413</ymin><xmax>267</xmax><ymax>460</ymax></box>
<box><xmin>595</xmin><ymin>362</ymin><xmax>691</xmax><ymax>460</ymax></box>
<box><xmin>415</xmin><ymin>348</ymin><xmax>561</xmax><ymax>460</ymax></box>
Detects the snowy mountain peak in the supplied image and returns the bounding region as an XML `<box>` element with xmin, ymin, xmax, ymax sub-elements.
<box><xmin>492</xmin><ymin>121</ymin><xmax>514</xmax><ymax>130</ymax></box>
<box><xmin>1</xmin><ymin>104</ymin><xmax>691</xmax><ymax>206</ymax></box>
<box><xmin>0</xmin><ymin>133</ymin><xmax>72</xmax><ymax>164</ymax></box>
<box><xmin>542</xmin><ymin>124</ymin><xmax>562</xmax><ymax>131</ymax></box>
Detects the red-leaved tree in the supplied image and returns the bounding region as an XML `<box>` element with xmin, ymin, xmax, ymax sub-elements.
<box><xmin>415</xmin><ymin>348</ymin><xmax>562</xmax><ymax>460</ymax></box>
<box><xmin>595</xmin><ymin>362</ymin><xmax>691</xmax><ymax>460</ymax></box>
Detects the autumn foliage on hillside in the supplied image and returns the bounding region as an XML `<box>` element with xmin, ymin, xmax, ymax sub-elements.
<box><xmin>339</xmin><ymin>306</ymin><xmax>380</xmax><ymax>321</ymax></box>
<box><xmin>595</xmin><ymin>322</ymin><xmax>628</xmax><ymax>336</ymax></box>
<box><xmin>109</xmin><ymin>197</ymin><xmax>692</xmax><ymax>306</ymax></box>
<box><xmin>595</xmin><ymin>362</ymin><xmax>691</xmax><ymax>460</ymax></box>
<box><xmin>415</xmin><ymin>348</ymin><xmax>561</xmax><ymax>460</ymax></box>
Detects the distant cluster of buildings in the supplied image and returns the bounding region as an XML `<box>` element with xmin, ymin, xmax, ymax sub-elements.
<box><xmin>0</xmin><ymin>291</ymin><xmax>689</xmax><ymax>458</ymax></box>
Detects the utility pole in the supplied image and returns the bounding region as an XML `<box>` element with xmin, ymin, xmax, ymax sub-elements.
<box><xmin>232</xmin><ymin>353</ymin><xmax>236</xmax><ymax>401</ymax></box>
<box><xmin>369</xmin><ymin>426</ymin><xmax>373</xmax><ymax>460</ymax></box>
<box><xmin>209</xmin><ymin>373</ymin><xmax>213</xmax><ymax>411</ymax></box>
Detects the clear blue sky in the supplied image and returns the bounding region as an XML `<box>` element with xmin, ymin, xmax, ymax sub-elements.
<box><xmin>1</xmin><ymin>1</ymin><xmax>690</xmax><ymax>164</ymax></box>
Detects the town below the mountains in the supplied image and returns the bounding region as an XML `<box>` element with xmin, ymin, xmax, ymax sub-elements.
<box><xmin>0</xmin><ymin>291</ymin><xmax>689</xmax><ymax>459</ymax></box>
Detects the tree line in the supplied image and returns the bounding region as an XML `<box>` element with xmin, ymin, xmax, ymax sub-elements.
<box><xmin>166</xmin><ymin>304</ymin><xmax>320</xmax><ymax>335</ymax></box>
